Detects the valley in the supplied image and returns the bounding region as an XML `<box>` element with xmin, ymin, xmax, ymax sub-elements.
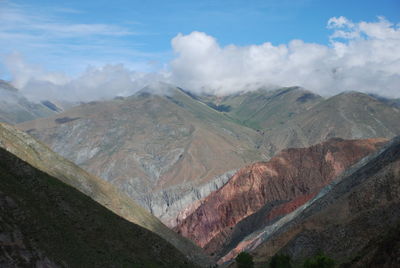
<box><xmin>1</xmin><ymin>82</ymin><xmax>399</xmax><ymax>267</ymax></box>
<box><xmin>1</xmin><ymin>2</ymin><xmax>400</xmax><ymax>267</ymax></box>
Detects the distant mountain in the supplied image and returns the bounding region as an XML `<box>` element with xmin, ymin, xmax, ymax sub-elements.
<box><xmin>259</xmin><ymin>91</ymin><xmax>400</xmax><ymax>156</ymax></box>
<box><xmin>193</xmin><ymin>88</ymin><xmax>400</xmax><ymax>157</ymax></box>
<box><xmin>243</xmin><ymin>136</ymin><xmax>400</xmax><ymax>267</ymax></box>
<box><xmin>0</xmin><ymin>80</ymin><xmax>56</xmax><ymax>124</ymax></box>
<box><xmin>17</xmin><ymin>85</ymin><xmax>264</xmax><ymax>226</ymax></box>
<box><xmin>0</xmin><ymin>123</ymin><xmax>212</xmax><ymax>267</ymax></box>
<box><xmin>368</xmin><ymin>93</ymin><xmax>400</xmax><ymax>108</ymax></box>
<box><xmin>174</xmin><ymin>138</ymin><xmax>386</xmax><ymax>261</ymax></box>
<box><xmin>200</xmin><ymin>87</ymin><xmax>322</xmax><ymax>130</ymax></box>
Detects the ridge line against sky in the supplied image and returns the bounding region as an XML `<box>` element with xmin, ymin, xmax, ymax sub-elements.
<box><xmin>0</xmin><ymin>0</ymin><xmax>399</xmax><ymax>101</ymax></box>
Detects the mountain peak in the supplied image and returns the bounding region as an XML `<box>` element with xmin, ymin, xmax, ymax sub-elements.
<box><xmin>0</xmin><ymin>80</ymin><xmax>18</xmax><ymax>92</ymax></box>
<box><xmin>135</xmin><ymin>82</ymin><xmax>179</xmax><ymax>97</ymax></box>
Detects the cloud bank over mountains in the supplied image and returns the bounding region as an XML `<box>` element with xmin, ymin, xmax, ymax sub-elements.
<box><xmin>5</xmin><ymin>53</ymin><xmax>165</xmax><ymax>102</ymax></box>
<box><xmin>3</xmin><ymin>16</ymin><xmax>400</xmax><ymax>101</ymax></box>
<box><xmin>170</xmin><ymin>16</ymin><xmax>400</xmax><ymax>97</ymax></box>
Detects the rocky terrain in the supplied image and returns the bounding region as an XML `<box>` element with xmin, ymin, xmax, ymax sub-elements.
<box><xmin>0</xmin><ymin>122</ymin><xmax>212</xmax><ymax>267</ymax></box>
<box><xmin>16</xmin><ymin>85</ymin><xmax>400</xmax><ymax>229</ymax></box>
<box><xmin>243</xmin><ymin>136</ymin><xmax>400</xmax><ymax>267</ymax></box>
<box><xmin>2</xmin><ymin>82</ymin><xmax>399</xmax><ymax>266</ymax></box>
<box><xmin>0</xmin><ymin>80</ymin><xmax>56</xmax><ymax>124</ymax></box>
<box><xmin>17</xmin><ymin>85</ymin><xmax>264</xmax><ymax>225</ymax></box>
<box><xmin>174</xmin><ymin>138</ymin><xmax>386</xmax><ymax>261</ymax></box>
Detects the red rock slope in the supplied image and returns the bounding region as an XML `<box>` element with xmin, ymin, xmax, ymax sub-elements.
<box><xmin>175</xmin><ymin>138</ymin><xmax>387</xmax><ymax>258</ymax></box>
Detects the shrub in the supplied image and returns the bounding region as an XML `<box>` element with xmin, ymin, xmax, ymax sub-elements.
<box><xmin>269</xmin><ymin>254</ymin><xmax>292</xmax><ymax>268</ymax></box>
<box><xmin>235</xmin><ymin>252</ymin><xmax>254</xmax><ymax>268</ymax></box>
<box><xmin>303</xmin><ymin>252</ymin><xmax>335</xmax><ymax>268</ymax></box>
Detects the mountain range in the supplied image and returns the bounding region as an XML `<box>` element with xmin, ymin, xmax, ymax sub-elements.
<box><xmin>17</xmin><ymin>85</ymin><xmax>400</xmax><ymax>227</ymax></box>
<box><xmin>1</xmin><ymin>81</ymin><xmax>400</xmax><ymax>267</ymax></box>
<box><xmin>17</xmin><ymin>85</ymin><xmax>264</xmax><ymax>226</ymax></box>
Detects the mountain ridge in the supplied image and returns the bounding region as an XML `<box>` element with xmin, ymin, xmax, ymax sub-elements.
<box><xmin>0</xmin><ymin>146</ymin><xmax>198</xmax><ymax>267</ymax></box>
<box><xmin>17</xmin><ymin>86</ymin><xmax>264</xmax><ymax>225</ymax></box>
<box><xmin>0</xmin><ymin>80</ymin><xmax>56</xmax><ymax>124</ymax></box>
<box><xmin>244</xmin><ymin>135</ymin><xmax>400</xmax><ymax>267</ymax></box>
<box><xmin>0</xmin><ymin>122</ymin><xmax>212</xmax><ymax>267</ymax></box>
<box><xmin>174</xmin><ymin>137</ymin><xmax>386</xmax><ymax>262</ymax></box>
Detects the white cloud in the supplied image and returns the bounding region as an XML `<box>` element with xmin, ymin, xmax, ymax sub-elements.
<box><xmin>0</xmin><ymin>1</ymin><xmax>146</xmax><ymax>77</ymax></box>
<box><xmin>0</xmin><ymin>2</ymin><xmax>134</xmax><ymax>37</ymax></box>
<box><xmin>4</xmin><ymin>53</ymin><xmax>167</xmax><ymax>102</ymax></box>
<box><xmin>2</xmin><ymin>16</ymin><xmax>400</xmax><ymax>101</ymax></box>
<box><xmin>5</xmin><ymin>53</ymin><xmax>69</xmax><ymax>89</ymax></box>
<box><xmin>170</xmin><ymin>17</ymin><xmax>400</xmax><ymax>97</ymax></box>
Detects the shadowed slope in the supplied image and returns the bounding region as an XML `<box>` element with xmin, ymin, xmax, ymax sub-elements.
<box><xmin>0</xmin><ymin>122</ymin><xmax>212</xmax><ymax>267</ymax></box>
<box><xmin>0</xmin><ymin>147</ymin><xmax>197</xmax><ymax>267</ymax></box>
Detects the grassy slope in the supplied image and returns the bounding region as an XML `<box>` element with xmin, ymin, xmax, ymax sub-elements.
<box><xmin>216</xmin><ymin>87</ymin><xmax>322</xmax><ymax>130</ymax></box>
<box><xmin>259</xmin><ymin>91</ymin><xmax>400</xmax><ymax>156</ymax></box>
<box><xmin>197</xmin><ymin>89</ymin><xmax>400</xmax><ymax>159</ymax></box>
<box><xmin>0</xmin><ymin>147</ymin><xmax>196</xmax><ymax>267</ymax></box>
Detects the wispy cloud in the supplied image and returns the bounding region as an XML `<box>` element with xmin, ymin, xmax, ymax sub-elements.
<box><xmin>0</xmin><ymin>1</ymin><xmax>154</xmax><ymax>78</ymax></box>
<box><xmin>0</xmin><ymin>2</ymin><xmax>134</xmax><ymax>37</ymax></box>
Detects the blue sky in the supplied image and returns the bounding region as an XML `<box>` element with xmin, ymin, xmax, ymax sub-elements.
<box><xmin>1</xmin><ymin>0</ymin><xmax>399</xmax><ymax>74</ymax></box>
<box><xmin>1</xmin><ymin>0</ymin><xmax>399</xmax><ymax>99</ymax></box>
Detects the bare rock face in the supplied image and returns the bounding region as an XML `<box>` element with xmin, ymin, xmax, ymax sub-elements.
<box><xmin>148</xmin><ymin>169</ymin><xmax>237</xmax><ymax>228</ymax></box>
<box><xmin>175</xmin><ymin>138</ymin><xmax>386</xmax><ymax>259</ymax></box>
<box><xmin>248</xmin><ymin>136</ymin><xmax>400</xmax><ymax>267</ymax></box>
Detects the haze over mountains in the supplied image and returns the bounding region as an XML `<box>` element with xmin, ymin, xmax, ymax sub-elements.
<box><xmin>0</xmin><ymin>80</ymin><xmax>56</xmax><ymax>124</ymax></box>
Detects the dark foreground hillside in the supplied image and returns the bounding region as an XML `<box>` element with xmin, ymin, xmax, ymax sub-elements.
<box><xmin>0</xmin><ymin>147</ymin><xmax>197</xmax><ymax>267</ymax></box>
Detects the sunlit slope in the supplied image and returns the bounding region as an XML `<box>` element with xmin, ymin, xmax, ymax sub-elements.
<box><xmin>261</xmin><ymin>91</ymin><xmax>400</xmax><ymax>156</ymax></box>
<box><xmin>17</xmin><ymin>86</ymin><xmax>264</xmax><ymax>220</ymax></box>
<box><xmin>210</xmin><ymin>87</ymin><xmax>322</xmax><ymax>130</ymax></box>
